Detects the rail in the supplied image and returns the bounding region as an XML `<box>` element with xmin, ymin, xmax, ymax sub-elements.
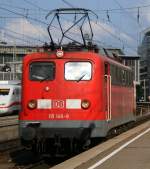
<box><xmin>0</xmin><ymin>115</ymin><xmax>18</xmax><ymax>127</ymax></box>
<box><xmin>0</xmin><ymin>139</ymin><xmax>20</xmax><ymax>152</ymax></box>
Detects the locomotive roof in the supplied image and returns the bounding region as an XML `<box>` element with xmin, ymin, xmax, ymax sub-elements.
<box><xmin>24</xmin><ymin>49</ymin><xmax>131</xmax><ymax>71</ymax></box>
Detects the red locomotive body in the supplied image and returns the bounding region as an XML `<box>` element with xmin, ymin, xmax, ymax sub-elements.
<box><xmin>19</xmin><ymin>50</ymin><xmax>135</xmax><ymax>153</ymax></box>
<box><xmin>19</xmin><ymin>8</ymin><xmax>135</xmax><ymax>154</ymax></box>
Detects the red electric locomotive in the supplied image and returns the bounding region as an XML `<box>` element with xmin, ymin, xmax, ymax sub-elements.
<box><xmin>19</xmin><ymin>8</ymin><xmax>135</xmax><ymax>154</ymax></box>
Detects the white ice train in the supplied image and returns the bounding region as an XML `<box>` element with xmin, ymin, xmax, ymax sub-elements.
<box><xmin>0</xmin><ymin>81</ymin><xmax>21</xmax><ymax>115</ymax></box>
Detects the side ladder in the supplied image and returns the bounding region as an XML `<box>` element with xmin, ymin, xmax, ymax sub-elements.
<box><xmin>105</xmin><ymin>75</ymin><xmax>112</xmax><ymax>121</ymax></box>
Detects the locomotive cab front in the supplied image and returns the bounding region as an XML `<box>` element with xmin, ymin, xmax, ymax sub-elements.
<box><xmin>19</xmin><ymin>50</ymin><xmax>107</xmax><ymax>153</ymax></box>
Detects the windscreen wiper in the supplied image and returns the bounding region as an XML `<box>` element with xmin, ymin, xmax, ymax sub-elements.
<box><xmin>76</xmin><ymin>74</ymin><xmax>86</xmax><ymax>82</ymax></box>
<box><xmin>32</xmin><ymin>75</ymin><xmax>44</xmax><ymax>80</ymax></box>
<box><xmin>40</xmin><ymin>74</ymin><xmax>51</xmax><ymax>82</ymax></box>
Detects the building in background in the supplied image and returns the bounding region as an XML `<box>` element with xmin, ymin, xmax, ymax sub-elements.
<box><xmin>121</xmin><ymin>55</ymin><xmax>140</xmax><ymax>85</ymax></box>
<box><xmin>138</xmin><ymin>29</ymin><xmax>150</xmax><ymax>101</ymax></box>
<box><xmin>0</xmin><ymin>45</ymin><xmax>43</xmax><ymax>80</ymax></box>
<box><xmin>121</xmin><ymin>55</ymin><xmax>140</xmax><ymax>102</ymax></box>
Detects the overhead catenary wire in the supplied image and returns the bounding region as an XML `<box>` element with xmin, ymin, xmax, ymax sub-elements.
<box><xmin>107</xmin><ymin>20</ymin><xmax>138</xmax><ymax>42</ymax></box>
<box><xmin>1</xmin><ymin>1</ymin><xmax>150</xmax><ymax>13</ymax></box>
<box><xmin>0</xmin><ymin>26</ymin><xmax>47</xmax><ymax>43</ymax></box>
<box><xmin>98</xmin><ymin>8</ymin><xmax>139</xmax><ymax>43</ymax></box>
<box><xmin>0</xmin><ymin>3</ymin><xmax>48</xmax><ymax>16</ymax></box>
<box><xmin>93</xmin><ymin>21</ymin><xmax>137</xmax><ymax>53</ymax></box>
<box><xmin>23</xmin><ymin>0</ymin><xmax>49</xmax><ymax>12</ymax></box>
<box><xmin>60</xmin><ymin>0</ymin><xmax>138</xmax><ymax>53</ymax></box>
<box><xmin>0</xmin><ymin>6</ymin><xmax>80</xmax><ymax>34</ymax></box>
<box><xmin>61</xmin><ymin>0</ymin><xmax>150</xmax><ymax>14</ymax></box>
<box><xmin>0</xmin><ymin>2</ymin><xmax>138</xmax><ymax>53</ymax></box>
<box><xmin>0</xmin><ymin>5</ymin><xmax>51</xmax><ymax>45</ymax></box>
<box><xmin>0</xmin><ymin>6</ymin><xmax>49</xmax><ymax>25</ymax></box>
<box><xmin>94</xmin><ymin>3</ymin><xmax>150</xmax><ymax>12</ymax></box>
<box><xmin>112</xmin><ymin>0</ymin><xmax>143</xmax><ymax>47</ymax></box>
<box><xmin>0</xmin><ymin>16</ymin><xmax>23</xmax><ymax>19</ymax></box>
<box><xmin>0</xmin><ymin>6</ymin><xmax>50</xmax><ymax>41</ymax></box>
<box><xmin>4</xmin><ymin>32</ymin><xmax>39</xmax><ymax>45</ymax></box>
<box><xmin>60</xmin><ymin>9</ymin><xmax>136</xmax><ymax>51</ymax></box>
<box><xmin>61</xmin><ymin>0</ymin><xmax>75</xmax><ymax>8</ymax></box>
<box><xmin>0</xmin><ymin>6</ymin><xmax>83</xmax><ymax>43</ymax></box>
<box><xmin>0</xmin><ymin>2</ymin><xmax>38</xmax><ymax>11</ymax></box>
<box><xmin>112</xmin><ymin>0</ymin><xmax>143</xmax><ymax>28</ymax></box>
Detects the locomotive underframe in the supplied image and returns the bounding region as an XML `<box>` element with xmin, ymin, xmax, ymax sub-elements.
<box><xmin>20</xmin><ymin>114</ymin><xmax>135</xmax><ymax>153</ymax></box>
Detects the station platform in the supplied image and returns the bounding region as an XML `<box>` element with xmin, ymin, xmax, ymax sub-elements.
<box><xmin>51</xmin><ymin>121</ymin><xmax>150</xmax><ymax>169</ymax></box>
<box><xmin>86</xmin><ymin>126</ymin><xmax>150</xmax><ymax>169</ymax></box>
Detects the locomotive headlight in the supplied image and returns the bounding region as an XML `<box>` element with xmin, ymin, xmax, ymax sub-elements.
<box><xmin>28</xmin><ymin>100</ymin><xmax>37</xmax><ymax>109</ymax></box>
<box><xmin>81</xmin><ymin>99</ymin><xmax>90</xmax><ymax>109</ymax></box>
<box><xmin>56</xmin><ymin>49</ymin><xmax>64</xmax><ymax>58</ymax></box>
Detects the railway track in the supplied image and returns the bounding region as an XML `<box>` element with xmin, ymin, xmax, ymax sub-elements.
<box><xmin>0</xmin><ymin>115</ymin><xmax>19</xmax><ymax>146</ymax></box>
<box><xmin>0</xmin><ymin>139</ymin><xmax>20</xmax><ymax>153</ymax></box>
<box><xmin>0</xmin><ymin>135</ymin><xmax>75</xmax><ymax>169</ymax></box>
<box><xmin>0</xmin><ymin>149</ymin><xmax>68</xmax><ymax>169</ymax></box>
<box><xmin>0</xmin><ymin>115</ymin><xmax>18</xmax><ymax>127</ymax></box>
<box><xmin>0</xmin><ymin>138</ymin><xmax>46</xmax><ymax>169</ymax></box>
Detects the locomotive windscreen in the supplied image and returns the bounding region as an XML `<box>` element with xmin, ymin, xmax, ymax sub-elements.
<box><xmin>29</xmin><ymin>62</ymin><xmax>55</xmax><ymax>81</ymax></box>
<box><xmin>65</xmin><ymin>62</ymin><xmax>92</xmax><ymax>81</ymax></box>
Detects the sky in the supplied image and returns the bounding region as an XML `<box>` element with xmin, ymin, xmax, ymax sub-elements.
<box><xmin>1</xmin><ymin>0</ymin><xmax>150</xmax><ymax>55</ymax></box>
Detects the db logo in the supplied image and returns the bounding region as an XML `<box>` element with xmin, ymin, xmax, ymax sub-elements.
<box><xmin>52</xmin><ymin>100</ymin><xmax>65</xmax><ymax>108</ymax></box>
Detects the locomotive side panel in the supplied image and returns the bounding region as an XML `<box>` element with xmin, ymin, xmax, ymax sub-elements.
<box><xmin>104</xmin><ymin>62</ymin><xmax>135</xmax><ymax>129</ymax></box>
<box><xmin>91</xmin><ymin>61</ymin><xmax>135</xmax><ymax>137</ymax></box>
